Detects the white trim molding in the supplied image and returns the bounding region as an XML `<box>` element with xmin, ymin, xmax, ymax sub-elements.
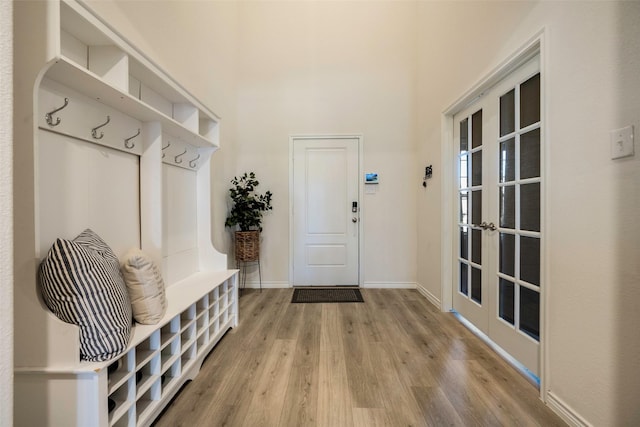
<box><xmin>416</xmin><ymin>283</ymin><xmax>441</xmax><ymax>309</ymax></box>
<box><xmin>242</xmin><ymin>281</ymin><xmax>420</xmax><ymax>290</ymax></box>
<box><xmin>546</xmin><ymin>392</ymin><xmax>591</xmax><ymax>427</ymax></box>
<box><xmin>240</xmin><ymin>281</ymin><xmax>291</xmax><ymax>289</ymax></box>
<box><xmin>363</xmin><ymin>282</ymin><xmax>416</xmax><ymax>289</ymax></box>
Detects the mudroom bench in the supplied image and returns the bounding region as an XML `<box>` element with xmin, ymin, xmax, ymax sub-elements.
<box><xmin>13</xmin><ymin>1</ymin><xmax>237</xmax><ymax>425</ymax></box>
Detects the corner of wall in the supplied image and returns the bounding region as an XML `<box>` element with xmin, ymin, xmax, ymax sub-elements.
<box><xmin>0</xmin><ymin>0</ymin><xmax>13</xmax><ymax>425</ymax></box>
<box><xmin>416</xmin><ymin>282</ymin><xmax>441</xmax><ymax>309</ymax></box>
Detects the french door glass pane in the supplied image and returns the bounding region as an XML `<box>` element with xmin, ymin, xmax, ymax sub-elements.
<box><xmin>472</xmin><ymin>110</ymin><xmax>483</xmax><ymax>149</ymax></box>
<box><xmin>499</xmin><ymin>186</ymin><xmax>515</xmax><ymax>229</ymax></box>
<box><xmin>520</xmin><ymin>183</ymin><xmax>541</xmax><ymax>232</ymax></box>
<box><xmin>499</xmin><ymin>138</ymin><xmax>515</xmax><ymax>183</ymax></box>
<box><xmin>499</xmin><ymin>233</ymin><xmax>515</xmax><ymax>277</ymax></box>
<box><xmin>459</xmin><ymin>191</ymin><xmax>468</xmax><ymax>223</ymax></box>
<box><xmin>500</xmin><ymin>89</ymin><xmax>515</xmax><ymax>136</ymax></box>
<box><xmin>520</xmin><ymin>236</ymin><xmax>540</xmax><ymax>286</ymax></box>
<box><xmin>471</xmin><ymin>229</ymin><xmax>482</xmax><ymax>264</ymax></box>
<box><xmin>520</xmin><ymin>286</ymin><xmax>540</xmax><ymax>340</ymax></box>
<box><xmin>471</xmin><ymin>267</ymin><xmax>482</xmax><ymax>304</ymax></box>
<box><xmin>460</xmin><ymin>263</ymin><xmax>468</xmax><ymax>295</ymax></box>
<box><xmin>499</xmin><ymin>278</ymin><xmax>515</xmax><ymax>325</ymax></box>
<box><xmin>459</xmin><ymin>155</ymin><xmax>468</xmax><ymax>188</ymax></box>
<box><xmin>460</xmin><ymin>227</ymin><xmax>468</xmax><ymax>260</ymax></box>
<box><xmin>520</xmin><ymin>129</ymin><xmax>541</xmax><ymax>179</ymax></box>
<box><xmin>460</xmin><ymin>118</ymin><xmax>469</xmax><ymax>153</ymax></box>
<box><xmin>472</xmin><ymin>151</ymin><xmax>482</xmax><ymax>186</ymax></box>
<box><xmin>520</xmin><ymin>73</ymin><xmax>541</xmax><ymax>128</ymax></box>
<box><xmin>472</xmin><ymin>190</ymin><xmax>482</xmax><ymax>226</ymax></box>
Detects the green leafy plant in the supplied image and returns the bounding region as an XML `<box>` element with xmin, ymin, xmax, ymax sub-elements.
<box><xmin>224</xmin><ymin>172</ymin><xmax>273</xmax><ymax>232</ymax></box>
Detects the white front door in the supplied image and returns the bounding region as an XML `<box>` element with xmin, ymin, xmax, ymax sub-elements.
<box><xmin>292</xmin><ymin>136</ymin><xmax>360</xmax><ymax>286</ymax></box>
<box><xmin>453</xmin><ymin>56</ymin><xmax>542</xmax><ymax>377</ymax></box>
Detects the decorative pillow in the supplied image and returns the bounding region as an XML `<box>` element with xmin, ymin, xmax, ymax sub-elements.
<box><xmin>39</xmin><ymin>229</ymin><xmax>132</xmax><ymax>362</ymax></box>
<box><xmin>120</xmin><ymin>248</ymin><xmax>168</xmax><ymax>325</ymax></box>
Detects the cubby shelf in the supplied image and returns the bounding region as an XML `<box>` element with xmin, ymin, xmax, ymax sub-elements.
<box><xmin>105</xmin><ymin>274</ymin><xmax>238</xmax><ymax>427</ymax></box>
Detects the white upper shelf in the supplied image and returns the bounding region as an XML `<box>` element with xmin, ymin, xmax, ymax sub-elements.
<box><xmin>45</xmin><ymin>58</ymin><xmax>219</xmax><ymax>149</ymax></box>
<box><xmin>56</xmin><ymin>0</ymin><xmax>220</xmax><ymax>149</ymax></box>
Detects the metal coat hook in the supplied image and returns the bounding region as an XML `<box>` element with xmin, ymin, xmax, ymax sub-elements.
<box><xmin>91</xmin><ymin>116</ymin><xmax>110</xmax><ymax>140</ymax></box>
<box><xmin>175</xmin><ymin>148</ymin><xmax>187</xmax><ymax>164</ymax></box>
<box><xmin>45</xmin><ymin>98</ymin><xmax>69</xmax><ymax>127</ymax></box>
<box><xmin>162</xmin><ymin>141</ymin><xmax>171</xmax><ymax>158</ymax></box>
<box><xmin>124</xmin><ymin>128</ymin><xmax>140</xmax><ymax>149</ymax></box>
<box><xmin>189</xmin><ymin>154</ymin><xmax>201</xmax><ymax>169</ymax></box>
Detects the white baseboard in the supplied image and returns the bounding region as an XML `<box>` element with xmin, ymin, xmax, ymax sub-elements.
<box><xmin>362</xmin><ymin>282</ymin><xmax>416</xmax><ymax>289</ymax></box>
<box><xmin>546</xmin><ymin>391</ymin><xmax>590</xmax><ymax>427</ymax></box>
<box><xmin>416</xmin><ymin>282</ymin><xmax>441</xmax><ymax>309</ymax></box>
<box><xmin>240</xmin><ymin>281</ymin><xmax>290</xmax><ymax>289</ymax></box>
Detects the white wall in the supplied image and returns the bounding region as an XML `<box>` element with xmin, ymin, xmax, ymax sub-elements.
<box><xmin>0</xmin><ymin>0</ymin><xmax>12</xmax><ymax>424</ymax></box>
<box><xmin>87</xmin><ymin>2</ymin><xmax>420</xmax><ymax>289</ymax></box>
<box><xmin>235</xmin><ymin>1</ymin><xmax>418</xmax><ymax>287</ymax></box>
<box><xmin>416</xmin><ymin>1</ymin><xmax>640</xmax><ymax>425</ymax></box>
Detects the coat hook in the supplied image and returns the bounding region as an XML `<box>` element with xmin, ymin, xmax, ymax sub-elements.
<box><xmin>91</xmin><ymin>116</ymin><xmax>110</xmax><ymax>140</ymax></box>
<box><xmin>175</xmin><ymin>148</ymin><xmax>187</xmax><ymax>164</ymax></box>
<box><xmin>189</xmin><ymin>154</ymin><xmax>201</xmax><ymax>169</ymax></box>
<box><xmin>45</xmin><ymin>98</ymin><xmax>69</xmax><ymax>127</ymax></box>
<box><xmin>162</xmin><ymin>141</ymin><xmax>171</xmax><ymax>159</ymax></box>
<box><xmin>124</xmin><ymin>128</ymin><xmax>140</xmax><ymax>149</ymax></box>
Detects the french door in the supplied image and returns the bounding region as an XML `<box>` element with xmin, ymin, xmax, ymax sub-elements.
<box><xmin>453</xmin><ymin>56</ymin><xmax>542</xmax><ymax>377</ymax></box>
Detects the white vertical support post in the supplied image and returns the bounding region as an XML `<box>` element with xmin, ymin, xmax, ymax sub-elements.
<box><xmin>140</xmin><ymin>121</ymin><xmax>163</xmax><ymax>266</ymax></box>
<box><xmin>197</xmin><ymin>150</ymin><xmax>227</xmax><ymax>271</ymax></box>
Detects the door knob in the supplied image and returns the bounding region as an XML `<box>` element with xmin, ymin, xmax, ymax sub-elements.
<box><xmin>478</xmin><ymin>221</ymin><xmax>496</xmax><ymax>231</ymax></box>
<box><xmin>352</xmin><ymin>217</ymin><xmax>358</xmax><ymax>223</ymax></box>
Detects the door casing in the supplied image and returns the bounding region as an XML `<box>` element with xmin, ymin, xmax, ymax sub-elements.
<box><xmin>440</xmin><ymin>31</ymin><xmax>548</xmax><ymax>398</ymax></box>
<box><xmin>289</xmin><ymin>134</ymin><xmax>364</xmax><ymax>287</ymax></box>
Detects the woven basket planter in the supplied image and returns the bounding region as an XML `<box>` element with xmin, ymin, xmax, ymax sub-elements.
<box><xmin>234</xmin><ymin>230</ymin><xmax>260</xmax><ymax>262</ymax></box>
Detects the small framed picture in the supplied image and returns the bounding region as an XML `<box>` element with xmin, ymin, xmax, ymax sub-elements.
<box><xmin>365</xmin><ymin>173</ymin><xmax>379</xmax><ymax>184</ymax></box>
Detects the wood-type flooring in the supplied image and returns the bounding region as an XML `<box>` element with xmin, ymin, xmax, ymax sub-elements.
<box><xmin>153</xmin><ymin>288</ymin><xmax>566</xmax><ymax>427</ymax></box>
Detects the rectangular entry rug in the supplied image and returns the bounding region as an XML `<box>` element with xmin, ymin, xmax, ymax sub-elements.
<box><xmin>292</xmin><ymin>288</ymin><xmax>364</xmax><ymax>304</ymax></box>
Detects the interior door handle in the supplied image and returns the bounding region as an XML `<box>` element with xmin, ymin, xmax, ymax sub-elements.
<box><xmin>478</xmin><ymin>221</ymin><xmax>496</xmax><ymax>231</ymax></box>
<box><xmin>352</xmin><ymin>217</ymin><xmax>358</xmax><ymax>223</ymax></box>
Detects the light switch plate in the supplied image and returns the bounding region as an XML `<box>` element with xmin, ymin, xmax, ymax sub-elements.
<box><xmin>610</xmin><ymin>125</ymin><xmax>634</xmax><ymax>159</ymax></box>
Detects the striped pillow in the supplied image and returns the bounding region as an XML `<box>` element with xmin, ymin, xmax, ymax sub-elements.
<box><xmin>39</xmin><ymin>229</ymin><xmax>132</xmax><ymax>362</ymax></box>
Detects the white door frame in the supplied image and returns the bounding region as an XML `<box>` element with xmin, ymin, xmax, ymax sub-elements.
<box><xmin>440</xmin><ymin>30</ymin><xmax>548</xmax><ymax>399</ymax></box>
<box><xmin>289</xmin><ymin>134</ymin><xmax>364</xmax><ymax>287</ymax></box>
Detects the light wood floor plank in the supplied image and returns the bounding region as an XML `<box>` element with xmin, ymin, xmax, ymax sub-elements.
<box><xmin>242</xmin><ymin>339</ymin><xmax>297</xmax><ymax>427</ymax></box>
<box><xmin>352</xmin><ymin>407</ymin><xmax>392</xmax><ymax>427</ymax></box>
<box><xmin>340</xmin><ymin>304</ymin><xmax>385</xmax><ymax>408</ymax></box>
<box><xmin>368</xmin><ymin>341</ymin><xmax>427</xmax><ymax>427</ymax></box>
<box><xmin>410</xmin><ymin>385</ymin><xmax>465</xmax><ymax>427</ymax></box>
<box><xmin>317</xmin><ymin>349</ymin><xmax>354</xmax><ymax>427</ymax></box>
<box><xmin>278</xmin><ymin>304</ymin><xmax>322</xmax><ymax>426</ymax></box>
<box><xmin>152</xmin><ymin>289</ymin><xmax>566</xmax><ymax>427</ymax></box>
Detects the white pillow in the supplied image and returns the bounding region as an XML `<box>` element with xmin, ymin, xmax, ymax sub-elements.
<box><xmin>120</xmin><ymin>249</ymin><xmax>168</xmax><ymax>325</ymax></box>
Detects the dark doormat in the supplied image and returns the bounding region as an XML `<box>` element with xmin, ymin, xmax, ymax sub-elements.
<box><xmin>291</xmin><ymin>288</ymin><xmax>364</xmax><ymax>303</ymax></box>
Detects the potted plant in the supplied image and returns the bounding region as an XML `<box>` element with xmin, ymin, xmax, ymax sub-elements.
<box><xmin>225</xmin><ymin>172</ymin><xmax>273</xmax><ymax>262</ymax></box>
